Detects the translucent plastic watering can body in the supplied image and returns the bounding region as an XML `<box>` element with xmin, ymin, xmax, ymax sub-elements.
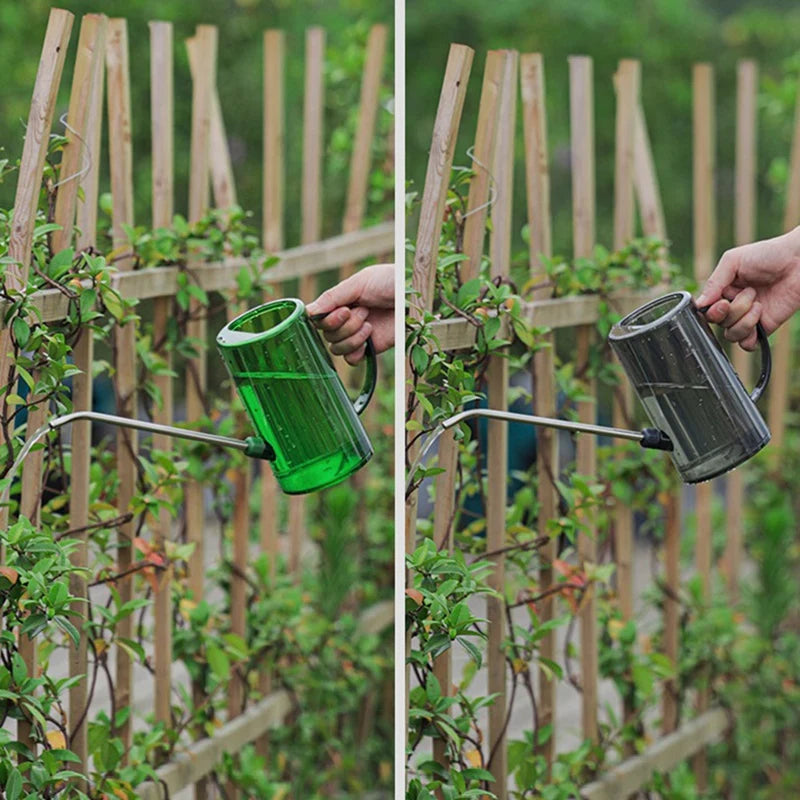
<box><xmin>608</xmin><ymin>290</ymin><xmax>771</xmax><ymax>483</ymax></box>
<box><xmin>216</xmin><ymin>298</ymin><xmax>376</xmax><ymax>494</ymax></box>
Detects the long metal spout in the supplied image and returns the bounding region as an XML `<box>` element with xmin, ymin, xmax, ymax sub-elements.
<box><xmin>46</xmin><ymin>411</ymin><xmax>274</xmax><ymax>459</ymax></box>
<box><xmin>0</xmin><ymin>411</ymin><xmax>274</xmax><ymax>510</ymax></box>
<box><xmin>442</xmin><ymin>408</ymin><xmax>672</xmax><ymax>450</ymax></box>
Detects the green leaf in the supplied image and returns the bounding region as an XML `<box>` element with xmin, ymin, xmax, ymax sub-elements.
<box><xmin>11</xmin><ymin>317</ymin><xmax>29</xmax><ymax>347</ymax></box>
<box><xmin>6</xmin><ymin>767</ymin><xmax>21</xmax><ymax>800</ymax></box>
<box><xmin>207</xmin><ymin>644</ymin><xmax>230</xmax><ymax>681</ymax></box>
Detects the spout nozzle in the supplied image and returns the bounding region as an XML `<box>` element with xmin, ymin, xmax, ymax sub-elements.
<box><xmin>244</xmin><ymin>436</ymin><xmax>276</xmax><ymax>460</ymax></box>
<box><xmin>640</xmin><ymin>428</ymin><xmax>673</xmax><ymax>451</ymax></box>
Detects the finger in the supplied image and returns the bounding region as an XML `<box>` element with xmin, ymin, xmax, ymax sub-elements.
<box><xmin>329</xmin><ymin>322</ymin><xmax>372</xmax><ymax>357</ymax></box>
<box><xmin>721</xmin><ymin>286</ymin><xmax>743</xmax><ymax>301</ymax></box>
<box><xmin>724</xmin><ymin>302</ymin><xmax>761</xmax><ymax>342</ymax></box>
<box><xmin>321</xmin><ymin>307</ymin><xmax>369</xmax><ymax>343</ymax></box>
<box><xmin>313</xmin><ymin>307</ymin><xmax>351</xmax><ymax>331</ymax></box>
<box><xmin>306</xmin><ymin>271</ymin><xmax>366</xmax><ymax>316</ymax></box>
<box><xmin>344</xmin><ymin>343</ymin><xmax>368</xmax><ymax>365</ymax></box>
<box><xmin>739</xmin><ymin>329</ymin><xmax>758</xmax><ymax>352</ymax></box>
<box><xmin>719</xmin><ymin>286</ymin><xmax>756</xmax><ymax>328</ymax></box>
<box><xmin>696</xmin><ymin>248</ymin><xmax>741</xmax><ymax>307</ymax></box>
<box><xmin>704</xmin><ymin>299</ymin><xmax>730</xmax><ymax>325</ymax></box>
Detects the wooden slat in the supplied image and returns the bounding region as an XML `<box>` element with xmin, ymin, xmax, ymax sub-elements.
<box><xmin>190</xmin><ymin>38</ymin><xmax>249</xmax><ymax>781</ymax></box>
<box><xmin>570</xmin><ymin>54</ymin><xmax>599</xmax><ymax>744</ymax></box>
<box><xmin>767</xmin><ymin>70</ymin><xmax>800</xmax><ymax>460</ymax></box>
<box><xmin>692</xmin><ymin>62</ymin><xmax>715</xmax><ymax>790</ymax></box>
<box><xmin>408</xmin><ymin>44</ymin><xmax>474</xmax><ymax>325</ymax></box>
<box><xmin>405</xmin><ymin>41</ymin><xmax>473</xmax><ymax>748</ymax></box>
<box><xmin>612</xmin><ymin>59</ymin><xmax>639</xmax><ymax>624</ymax></box>
<box><xmin>261</xmin><ymin>28</ymin><xmax>284</xmax><ymax>574</ymax></box>
<box><xmin>692</xmin><ymin>64</ymin><xmax>715</xmax><ymax>604</ymax></box>
<box><xmin>521</xmin><ymin>51</ymin><xmax>558</xmax><ymax>769</ymax></box>
<box><xmin>289</xmin><ymin>26</ymin><xmax>326</xmax><ymax>576</ymax></box>
<box><xmin>431</xmin><ymin>428</ymin><xmax>458</xmax><ymax>774</ymax></box>
<box><xmin>521</xmin><ymin>53</ymin><xmax>551</xmax><ymax>278</ymax></box>
<box><xmin>4</xmin><ymin>8</ymin><xmax>73</xmax><ymax>755</ymax></box>
<box><xmin>256</xmin><ymin>23</ymin><xmax>285</xmax><ymax>591</ymax></box>
<box><xmin>137</xmin><ymin>600</ymin><xmax>391</xmax><ymax>800</ymax></box>
<box><xmin>3</xmin><ymin>9</ymin><xmax>73</xmax><ymax>292</ymax></box>
<box><xmin>257</xmin><ymin>29</ymin><xmax>284</xmax><ymax>761</ymax></box>
<box><xmin>485</xmin><ymin>51</ymin><xmax>517</xmax><ymax>800</ymax></box>
<box><xmin>662</xmin><ymin>490</ymin><xmax>681</xmax><ymax>733</ymax></box>
<box><xmin>106</xmin><ymin>17</ymin><xmax>137</xmax><ymax>754</ymax></box>
<box><xmin>2</xmin><ymin>223</ymin><xmax>394</xmax><ymax>325</ymax></box>
<box><xmin>429</xmin><ymin>287</ymin><xmax>663</xmax><ymax>350</ymax></box>
<box><xmin>460</xmin><ymin>51</ymin><xmax>505</xmax><ymax>283</ymax></box>
<box><xmin>341</xmin><ymin>23</ymin><xmax>388</xmax><ymax>276</ymax></box>
<box><xmin>64</xmin><ymin>14</ymin><xmax>107</xmax><ymax>781</ymax></box>
<box><xmin>406</xmin><ymin>44</ymin><xmax>474</xmax><ymax>554</ymax></box>
<box><xmin>581</xmin><ymin>708</ymin><xmax>728</xmax><ymax>800</ymax></box>
<box><xmin>724</xmin><ymin>60</ymin><xmax>757</xmax><ymax>601</ymax></box>
<box><xmin>633</xmin><ymin>103</ymin><xmax>666</xmax><ymax>240</ymax></box>
<box><xmin>612</xmin><ymin>58</ymin><xmax>640</xmax><ymax>768</ymax></box>
<box><xmin>185</xmin><ymin>24</ymin><xmax>216</xmax><ymax>603</ymax></box>
<box><xmin>53</xmin><ymin>14</ymin><xmax>106</xmax><ymax>254</ymax></box>
<box><xmin>149</xmin><ymin>18</ymin><xmax>174</xmax><ymax>733</ymax></box>
<box><xmin>186</xmin><ymin>26</ymin><xmax>216</xmax><ymax>800</ymax></box>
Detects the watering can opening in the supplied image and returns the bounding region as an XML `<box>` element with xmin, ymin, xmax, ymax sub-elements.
<box><xmin>610</xmin><ymin>291</ymin><xmax>689</xmax><ymax>336</ymax></box>
<box><xmin>216</xmin><ymin>298</ymin><xmax>304</xmax><ymax>347</ymax></box>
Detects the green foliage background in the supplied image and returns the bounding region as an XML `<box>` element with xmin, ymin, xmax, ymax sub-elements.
<box><xmin>0</xmin><ymin>0</ymin><xmax>393</xmax><ymax>248</ymax></box>
<box><xmin>406</xmin><ymin>0</ymin><xmax>800</xmax><ymax>269</ymax></box>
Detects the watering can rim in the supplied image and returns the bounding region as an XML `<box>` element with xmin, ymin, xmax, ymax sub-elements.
<box><xmin>216</xmin><ymin>297</ymin><xmax>305</xmax><ymax>348</ymax></box>
<box><xmin>607</xmin><ymin>289</ymin><xmax>693</xmax><ymax>341</ymax></box>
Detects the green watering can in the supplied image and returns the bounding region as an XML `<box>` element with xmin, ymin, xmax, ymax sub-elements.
<box><xmin>2</xmin><ymin>298</ymin><xmax>377</xmax><ymax>501</ymax></box>
<box><xmin>216</xmin><ymin>298</ymin><xmax>377</xmax><ymax>494</ymax></box>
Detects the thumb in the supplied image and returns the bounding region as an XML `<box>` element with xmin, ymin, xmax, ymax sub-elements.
<box><xmin>306</xmin><ymin>272</ymin><xmax>364</xmax><ymax>316</ymax></box>
<box><xmin>696</xmin><ymin>250</ymin><xmax>739</xmax><ymax>308</ymax></box>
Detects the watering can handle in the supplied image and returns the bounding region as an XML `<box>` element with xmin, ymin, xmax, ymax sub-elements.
<box><xmin>750</xmin><ymin>322</ymin><xmax>771</xmax><ymax>403</ymax></box>
<box><xmin>352</xmin><ymin>337</ymin><xmax>377</xmax><ymax>415</ymax></box>
<box><xmin>309</xmin><ymin>312</ymin><xmax>377</xmax><ymax>414</ymax></box>
<box><xmin>698</xmin><ymin>305</ymin><xmax>771</xmax><ymax>403</ymax></box>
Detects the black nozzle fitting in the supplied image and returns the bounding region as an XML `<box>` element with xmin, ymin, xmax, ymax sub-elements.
<box><xmin>244</xmin><ymin>437</ymin><xmax>276</xmax><ymax>460</ymax></box>
<box><xmin>640</xmin><ymin>428</ymin><xmax>673</xmax><ymax>452</ymax></box>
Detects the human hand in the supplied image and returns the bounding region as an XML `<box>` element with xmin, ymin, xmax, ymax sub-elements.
<box><xmin>306</xmin><ymin>263</ymin><xmax>395</xmax><ymax>364</ymax></box>
<box><xmin>696</xmin><ymin>227</ymin><xmax>800</xmax><ymax>350</ymax></box>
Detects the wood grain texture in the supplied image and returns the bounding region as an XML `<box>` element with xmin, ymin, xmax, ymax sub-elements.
<box><xmin>612</xmin><ymin>59</ymin><xmax>639</xmax><ymax>624</ymax></box>
<box><xmin>149</xmin><ymin>19</ymin><xmax>174</xmax><ymax>733</ymax></box>
<box><xmin>106</xmin><ymin>17</ymin><xmax>137</xmax><ymax>754</ymax></box>
<box><xmin>582</xmin><ymin>708</ymin><xmax>728</xmax><ymax>800</ymax></box>
<box><xmin>459</xmin><ymin>51</ymin><xmax>505</xmax><ymax>283</ymax></box>
<box><xmin>256</xmin><ymin>29</ymin><xmax>285</xmax><ymax>760</ymax></box>
<box><xmin>185</xmin><ymin>27</ymin><xmax>216</xmax><ymax>799</ymax></box>
<box><xmin>4</xmin><ymin>8</ymin><xmax>73</xmax><ymax>755</ymax></box>
<box><xmin>570</xmin><ymin>55</ymin><xmax>599</xmax><ymax>743</ymax></box>
<box><xmin>65</xmin><ymin>15</ymin><xmax>107</xmax><ymax>779</ymax></box>
<box><xmin>724</xmin><ymin>60</ymin><xmax>757</xmax><ymax>601</ymax></box>
<box><xmin>521</xmin><ymin>53</ymin><xmax>551</xmax><ymax>283</ymax></box>
<box><xmin>521</xmin><ymin>51</ymin><xmax>558</xmax><ymax>768</ymax></box>
<box><xmin>406</xmin><ymin>44</ymin><xmax>473</xmax><ymax>559</ymax></box>
<box><xmin>0</xmin><ymin>9</ymin><xmax>73</xmax><ymax>391</ymax></box>
<box><xmin>691</xmin><ymin>62</ymin><xmax>716</xmax><ymax>790</ymax></box>
<box><xmin>342</xmin><ymin>24</ymin><xmax>387</xmax><ymax>246</ymax></box>
<box><xmin>185</xmin><ymin>25</ymin><xmax>216</xmax><ymax>611</ymax></box>
<box><xmin>408</xmin><ymin>44</ymin><xmax>474</xmax><ymax>324</ymax></box>
<box><xmin>633</xmin><ymin>103</ymin><xmax>666</xmax><ymax>240</ymax></box>
<box><xmin>484</xmin><ymin>52</ymin><xmax>518</xmax><ymax>799</ymax></box>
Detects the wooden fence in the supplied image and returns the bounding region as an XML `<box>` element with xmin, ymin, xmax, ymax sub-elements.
<box><xmin>4</xmin><ymin>8</ymin><xmax>392</xmax><ymax>798</ymax></box>
<box><xmin>408</xmin><ymin>44</ymin><xmax>798</xmax><ymax>798</ymax></box>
